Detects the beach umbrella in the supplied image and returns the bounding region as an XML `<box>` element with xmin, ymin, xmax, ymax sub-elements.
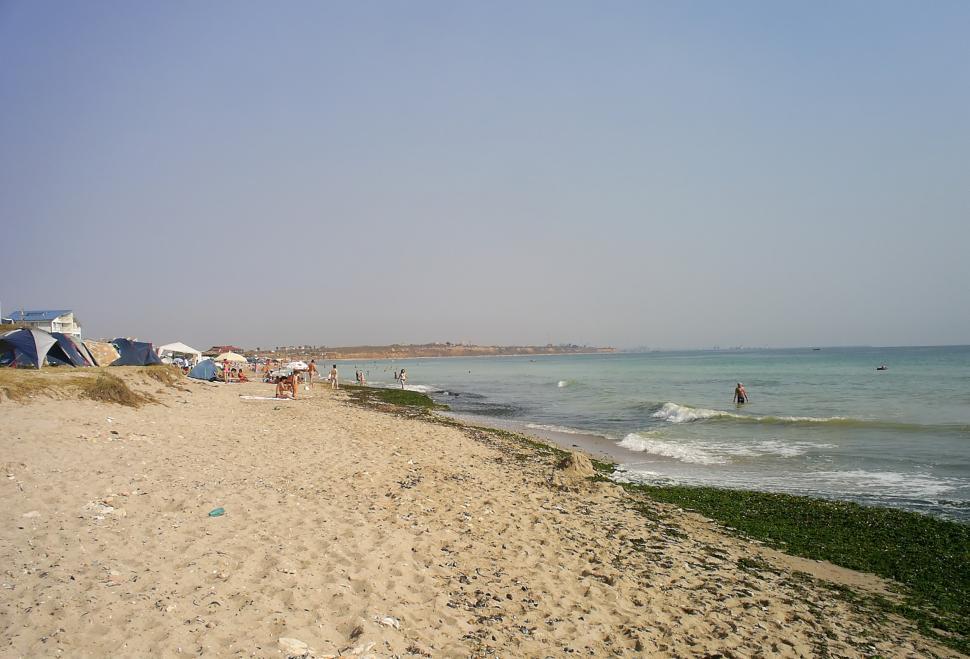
<box><xmin>286</xmin><ymin>360</ymin><xmax>308</xmax><ymax>370</ymax></box>
<box><xmin>215</xmin><ymin>351</ymin><xmax>247</xmax><ymax>363</ymax></box>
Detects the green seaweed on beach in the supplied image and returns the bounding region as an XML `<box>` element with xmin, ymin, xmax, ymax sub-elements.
<box><xmin>624</xmin><ymin>483</ymin><xmax>970</xmax><ymax>653</ymax></box>
<box><xmin>343</xmin><ymin>385</ymin><xmax>448</xmax><ymax>410</ymax></box>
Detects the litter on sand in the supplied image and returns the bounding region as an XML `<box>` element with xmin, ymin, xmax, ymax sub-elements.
<box><xmin>208</xmin><ymin>507</ymin><xmax>225</xmax><ymax>517</ymax></box>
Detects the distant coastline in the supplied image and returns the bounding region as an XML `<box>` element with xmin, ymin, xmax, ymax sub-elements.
<box><xmin>249</xmin><ymin>343</ymin><xmax>615</xmax><ymax>361</ymax></box>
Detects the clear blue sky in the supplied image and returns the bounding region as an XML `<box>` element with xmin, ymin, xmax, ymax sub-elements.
<box><xmin>1</xmin><ymin>1</ymin><xmax>968</xmax><ymax>349</ymax></box>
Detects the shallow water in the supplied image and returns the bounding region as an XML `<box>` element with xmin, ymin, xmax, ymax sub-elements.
<box><xmin>347</xmin><ymin>347</ymin><xmax>970</xmax><ymax>521</ymax></box>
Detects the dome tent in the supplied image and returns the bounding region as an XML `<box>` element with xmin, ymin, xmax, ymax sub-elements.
<box><xmin>49</xmin><ymin>332</ymin><xmax>93</xmax><ymax>367</ymax></box>
<box><xmin>188</xmin><ymin>359</ymin><xmax>218</xmax><ymax>381</ymax></box>
<box><xmin>0</xmin><ymin>329</ymin><xmax>57</xmax><ymax>368</ymax></box>
<box><xmin>110</xmin><ymin>339</ymin><xmax>162</xmax><ymax>366</ymax></box>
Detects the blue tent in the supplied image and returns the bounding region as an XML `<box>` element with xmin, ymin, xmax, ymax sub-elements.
<box><xmin>50</xmin><ymin>332</ymin><xmax>91</xmax><ymax>367</ymax></box>
<box><xmin>111</xmin><ymin>338</ymin><xmax>163</xmax><ymax>366</ymax></box>
<box><xmin>188</xmin><ymin>359</ymin><xmax>217</xmax><ymax>381</ymax></box>
<box><xmin>0</xmin><ymin>329</ymin><xmax>58</xmax><ymax>368</ymax></box>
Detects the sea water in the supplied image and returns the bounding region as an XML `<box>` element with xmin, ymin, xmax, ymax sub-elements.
<box><xmin>349</xmin><ymin>347</ymin><xmax>970</xmax><ymax>521</ymax></box>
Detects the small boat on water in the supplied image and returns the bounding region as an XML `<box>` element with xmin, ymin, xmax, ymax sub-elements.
<box><xmin>876</xmin><ymin>365</ymin><xmax>888</xmax><ymax>371</ymax></box>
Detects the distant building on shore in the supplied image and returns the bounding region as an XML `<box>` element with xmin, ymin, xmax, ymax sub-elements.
<box><xmin>1</xmin><ymin>309</ymin><xmax>83</xmax><ymax>338</ymax></box>
<box><xmin>203</xmin><ymin>345</ymin><xmax>245</xmax><ymax>357</ymax></box>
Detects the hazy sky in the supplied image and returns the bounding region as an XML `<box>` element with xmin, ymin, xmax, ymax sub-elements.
<box><xmin>2</xmin><ymin>2</ymin><xmax>968</xmax><ymax>349</ymax></box>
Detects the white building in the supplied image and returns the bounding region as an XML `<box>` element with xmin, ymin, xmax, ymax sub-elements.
<box><xmin>3</xmin><ymin>309</ymin><xmax>83</xmax><ymax>338</ymax></box>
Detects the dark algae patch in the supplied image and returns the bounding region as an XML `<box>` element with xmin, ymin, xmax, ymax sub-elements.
<box><xmin>343</xmin><ymin>385</ymin><xmax>447</xmax><ymax>411</ymax></box>
<box><xmin>624</xmin><ymin>484</ymin><xmax>970</xmax><ymax>653</ymax></box>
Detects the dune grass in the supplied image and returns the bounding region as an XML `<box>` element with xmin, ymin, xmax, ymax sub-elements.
<box><xmin>142</xmin><ymin>364</ymin><xmax>183</xmax><ymax>387</ymax></box>
<box><xmin>0</xmin><ymin>367</ymin><xmax>156</xmax><ymax>407</ymax></box>
<box><xmin>0</xmin><ymin>369</ymin><xmax>60</xmax><ymax>402</ymax></box>
<box><xmin>75</xmin><ymin>371</ymin><xmax>153</xmax><ymax>407</ymax></box>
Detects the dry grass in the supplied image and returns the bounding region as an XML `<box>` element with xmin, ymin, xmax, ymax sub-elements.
<box><xmin>142</xmin><ymin>364</ymin><xmax>183</xmax><ymax>387</ymax></box>
<box><xmin>0</xmin><ymin>369</ymin><xmax>60</xmax><ymax>402</ymax></box>
<box><xmin>75</xmin><ymin>371</ymin><xmax>153</xmax><ymax>407</ymax></box>
<box><xmin>0</xmin><ymin>367</ymin><xmax>158</xmax><ymax>407</ymax></box>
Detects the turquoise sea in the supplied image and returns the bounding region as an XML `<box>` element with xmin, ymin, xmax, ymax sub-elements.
<box><xmin>346</xmin><ymin>347</ymin><xmax>970</xmax><ymax>522</ymax></box>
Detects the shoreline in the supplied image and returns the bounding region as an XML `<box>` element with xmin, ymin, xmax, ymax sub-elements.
<box><xmin>343</xmin><ymin>385</ymin><xmax>969</xmax><ymax>654</ymax></box>
<box><xmin>0</xmin><ymin>370</ymin><xmax>964</xmax><ymax>656</ymax></box>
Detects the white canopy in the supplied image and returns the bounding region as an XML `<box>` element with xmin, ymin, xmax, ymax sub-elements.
<box><xmin>215</xmin><ymin>351</ymin><xmax>247</xmax><ymax>363</ymax></box>
<box><xmin>157</xmin><ymin>342</ymin><xmax>202</xmax><ymax>357</ymax></box>
<box><xmin>157</xmin><ymin>342</ymin><xmax>203</xmax><ymax>365</ymax></box>
<box><xmin>287</xmin><ymin>360</ymin><xmax>308</xmax><ymax>370</ymax></box>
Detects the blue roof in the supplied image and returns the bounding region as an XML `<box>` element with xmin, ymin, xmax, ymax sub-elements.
<box><xmin>6</xmin><ymin>309</ymin><xmax>72</xmax><ymax>322</ymax></box>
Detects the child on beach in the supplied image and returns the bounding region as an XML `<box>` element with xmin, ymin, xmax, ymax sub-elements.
<box><xmin>330</xmin><ymin>364</ymin><xmax>339</xmax><ymax>390</ymax></box>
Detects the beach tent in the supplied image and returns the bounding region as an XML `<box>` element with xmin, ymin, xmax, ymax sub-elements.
<box><xmin>157</xmin><ymin>342</ymin><xmax>203</xmax><ymax>365</ymax></box>
<box><xmin>83</xmin><ymin>340</ymin><xmax>120</xmax><ymax>367</ymax></box>
<box><xmin>65</xmin><ymin>334</ymin><xmax>97</xmax><ymax>366</ymax></box>
<box><xmin>111</xmin><ymin>338</ymin><xmax>163</xmax><ymax>366</ymax></box>
<box><xmin>215</xmin><ymin>351</ymin><xmax>247</xmax><ymax>363</ymax></box>
<box><xmin>0</xmin><ymin>329</ymin><xmax>57</xmax><ymax>368</ymax></box>
<box><xmin>49</xmin><ymin>332</ymin><xmax>92</xmax><ymax>367</ymax></box>
<box><xmin>188</xmin><ymin>359</ymin><xmax>218</xmax><ymax>381</ymax></box>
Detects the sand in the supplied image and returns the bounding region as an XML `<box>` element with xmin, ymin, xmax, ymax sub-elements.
<box><xmin>0</xmin><ymin>371</ymin><xmax>956</xmax><ymax>657</ymax></box>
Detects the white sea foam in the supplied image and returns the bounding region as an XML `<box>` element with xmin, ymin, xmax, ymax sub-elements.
<box><xmin>651</xmin><ymin>402</ymin><xmax>847</xmax><ymax>425</ymax></box>
<box><xmin>403</xmin><ymin>384</ymin><xmax>437</xmax><ymax>393</ymax></box>
<box><xmin>526</xmin><ymin>423</ymin><xmax>587</xmax><ymax>435</ymax></box>
<box><xmin>807</xmin><ymin>470</ymin><xmax>961</xmax><ymax>498</ymax></box>
<box><xmin>618</xmin><ymin>433</ymin><xmax>727</xmax><ymax>465</ymax></box>
<box><xmin>557</xmin><ymin>380</ymin><xmax>569</xmax><ymax>388</ymax></box>
<box><xmin>651</xmin><ymin>403</ymin><xmax>727</xmax><ymax>423</ymax></box>
<box><xmin>616</xmin><ymin>432</ymin><xmax>833</xmax><ymax>464</ymax></box>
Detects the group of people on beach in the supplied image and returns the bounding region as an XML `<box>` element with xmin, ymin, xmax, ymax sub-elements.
<box><xmin>221</xmin><ymin>360</ymin><xmax>250</xmax><ymax>383</ymax></box>
<box><xmin>270</xmin><ymin>360</ymin><xmax>343</xmax><ymax>399</ymax></box>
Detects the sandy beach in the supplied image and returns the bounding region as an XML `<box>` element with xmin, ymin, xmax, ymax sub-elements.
<box><xmin>0</xmin><ymin>370</ymin><xmax>957</xmax><ymax>657</ymax></box>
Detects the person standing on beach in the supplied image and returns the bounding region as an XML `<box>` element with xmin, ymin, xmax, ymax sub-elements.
<box><xmin>399</xmin><ymin>368</ymin><xmax>407</xmax><ymax>389</ymax></box>
<box><xmin>222</xmin><ymin>359</ymin><xmax>231</xmax><ymax>383</ymax></box>
<box><xmin>734</xmin><ymin>382</ymin><xmax>748</xmax><ymax>404</ymax></box>
<box><xmin>307</xmin><ymin>360</ymin><xmax>317</xmax><ymax>389</ymax></box>
<box><xmin>330</xmin><ymin>364</ymin><xmax>339</xmax><ymax>390</ymax></box>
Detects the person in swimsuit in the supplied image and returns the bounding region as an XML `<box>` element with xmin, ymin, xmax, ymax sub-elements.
<box><xmin>330</xmin><ymin>364</ymin><xmax>339</xmax><ymax>390</ymax></box>
<box><xmin>733</xmin><ymin>382</ymin><xmax>748</xmax><ymax>404</ymax></box>
<box><xmin>307</xmin><ymin>360</ymin><xmax>317</xmax><ymax>389</ymax></box>
<box><xmin>399</xmin><ymin>368</ymin><xmax>407</xmax><ymax>389</ymax></box>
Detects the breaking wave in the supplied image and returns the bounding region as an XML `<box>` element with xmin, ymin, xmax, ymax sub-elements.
<box><xmin>616</xmin><ymin>432</ymin><xmax>834</xmax><ymax>465</ymax></box>
<box><xmin>618</xmin><ymin>433</ymin><xmax>727</xmax><ymax>465</ymax></box>
<box><xmin>526</xmin><ymin>423</ymin><xmax>587</xmax><ymax>435</ymax></box>
<box><xmin>651</xmin><ymin>402</ymin><xmax>844</xmax><ymax>425</ymax></box>
<box><xmin>648</xmin><ymin>402</ymin><xmax>968</xmax><ymax>433</ymax></box>
<box><xmin>402</xmin><ymin>384</ymin><xmax>437</xmax><ymax>393</ymax></box>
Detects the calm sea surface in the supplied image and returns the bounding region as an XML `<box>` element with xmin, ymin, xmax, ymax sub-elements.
<box><xmin>345</xmin><ymin>347</ymin><xmax>970</xmax><ymax>521</ymax></box>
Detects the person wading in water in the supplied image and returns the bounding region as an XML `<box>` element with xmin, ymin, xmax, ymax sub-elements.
<box><xmin>733</xmin><ymin>382</ymin><xmax>748</xmax><ymax>405</ymax></box>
